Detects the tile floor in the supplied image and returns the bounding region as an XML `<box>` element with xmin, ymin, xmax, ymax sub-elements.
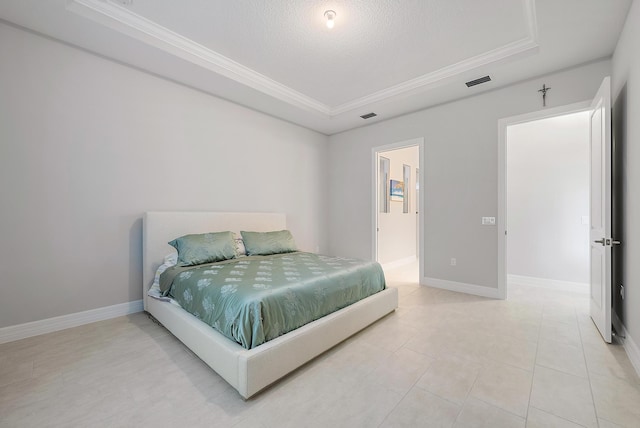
<box><xmin>1</xmin><ymin>262</ymin><xmax>639</xmax><ymax>427</ymax></box>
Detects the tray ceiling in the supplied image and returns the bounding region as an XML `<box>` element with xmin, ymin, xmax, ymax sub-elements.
<box><xmin>119</xmin><ymin>0</ymin><xmax>533</xmax><ymax>107</ymax></box>
<box><xmin>0</xmin><ymin>0</ymin><xmax>631</xmax><ymax>134</ymax></box>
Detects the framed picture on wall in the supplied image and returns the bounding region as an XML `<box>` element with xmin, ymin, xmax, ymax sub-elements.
<box><xmin>390</xmin><ymin>179</ymin><xmax>404</xmax><ymax>201</ymax></box>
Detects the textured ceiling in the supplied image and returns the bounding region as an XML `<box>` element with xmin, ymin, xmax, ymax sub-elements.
<box><xmin>0</xmin><ymin>0</ymin><xmax>632</xmax><ymax>134</ymax></box>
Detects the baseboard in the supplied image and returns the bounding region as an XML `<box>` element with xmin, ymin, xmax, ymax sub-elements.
<box><xmin>624</xmin><ymin>332</ymin><xmax>640</xmax><ymax>378</ymax></box>
<box><xmin>613</xmin><ymin>314</ymin><xmax>640</xmax><ymax>378</ymax></box>
<box><xmin>422</xmin><ymin>277</ymin><xmax>501</xmax><ymax>299</ymax></box>
<box><xmin>508</xmin><ymin>274</ymin><xmax>589</xmax><ymax>294</ymax></box>
<box><xmin>0</xmin><ymin>300</ymin><xmax>144</xmax><ymax>344</ymax></box>
<box><xmin>381</xmin><ymin>256</ymin><xmax>416</xmax><ymax>270</ymax></box>
<box><xmin>613</xmin><ymin>311</ymin><xmax>624</xmax><ymax>341</ymax></box>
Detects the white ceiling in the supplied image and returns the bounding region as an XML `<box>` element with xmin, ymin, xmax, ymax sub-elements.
<box><xmin>0</xmin><ymin>0</ymin><xmax>631</xmax><ymax>135</ymax></box>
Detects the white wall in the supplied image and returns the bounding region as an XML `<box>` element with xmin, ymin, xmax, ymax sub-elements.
<box><xmin>612</xmin><ymin>0</ymin><xmax>640</xmax><ymax>357</ymax></box>
<box><xmin>377</xmin><ymin>145</ymin><xmax>419</xmax><ymax>265</ymax></box>
<box><xmin>506</xmin><ymin>112</ymin><xmax>590</xmax><ymax>284</ymax></box>
<box><xmin>328</xmin><ymin>59</ymin><xmax>610</xmax><ymax>291</ymax></box>
<box><xmin>0</xmin><ymin>23</ymin><xmax>329</xmax><ymax>328</ymax></box>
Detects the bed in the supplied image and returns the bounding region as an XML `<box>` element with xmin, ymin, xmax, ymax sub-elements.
<box><xmin>143</xmin><ymin>211</ymin><xmax>398</xmax><ymax>399</ymax></box>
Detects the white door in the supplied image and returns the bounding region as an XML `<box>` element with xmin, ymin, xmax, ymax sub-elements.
<box><xmin>589</xmin><ymin>76</ymin><xmax>613</xmax><ymax>343</ymax></box>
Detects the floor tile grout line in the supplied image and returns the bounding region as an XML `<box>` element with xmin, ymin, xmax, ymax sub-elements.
<box><xmin>537</xmin><ymin>296</ymin><xmax>601</xmax><ymax>428</ymax></box>
<box><xmin>528</xmin><ymin>405</ymin><xmax>592</xmax><ymax>428</ymax></box>
<box><xmin>451</xmin><ymin>363</ymin><xmax>482</xmax><ymax>425</ymax></box>
<box><xmin>524</xmin><ymin>306</ymin><xmax>543</xmax><ymax>423</ymax></box>
<box><xmin>370</xmin><ymin>280</ymin><xmax>421</xmax><ymax>428</ymax></box>
<box><xmin>379</xmin><ymin>278</ymin><xmax>461</xmax><ymax>427</ymax></box>
<box><xmin>374</xmin><ymin>342</ymin><xmax>432</xmax><ymax>428</ymax></box>
<box><xmin>536</xmin><ymin>309</ymin><xmax>589</xmax><ymax>378</ymax></box>
<box><xmin>469</xmin><ymin>396</ymin><xmax>528</xmax><ymax>421</ymax></box>
<box><xmin>576</xmin><ymin>310</ymin><xmax>603</xmax><ymax>427</ymax></box>
<box><xmin>535</xmin><ymin>361</ymin><xmax>601</xmax><ymax>426</ymax></box>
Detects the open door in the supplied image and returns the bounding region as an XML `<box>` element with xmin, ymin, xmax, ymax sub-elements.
<box><xmin>589</xmin><ymin>76</ymin><xmax>614</xmax><ymax>343</ymax></box>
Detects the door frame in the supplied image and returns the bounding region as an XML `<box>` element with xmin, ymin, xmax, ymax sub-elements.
<box><xmin>497</xmin><ymin>100</ymin><xmax>591</xmax><ymax>299</ymax></box>
<box><xmin>372</xmin><ymin>137</ymin><xmax>425</xmax><ymax>281</ymax></box>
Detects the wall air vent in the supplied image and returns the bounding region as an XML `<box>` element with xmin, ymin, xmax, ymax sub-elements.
<box><xmin>465</xmin><ymin>75</ymin><xmax>491</xmax><ymax>87</ymax></box>
<box><xmin>360</xmin><ymin>112</ymin><xmax>377</xmax><ymax>119</ymax></box>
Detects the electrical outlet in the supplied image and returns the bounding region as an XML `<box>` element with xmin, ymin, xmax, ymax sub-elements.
<box><xmin>450</xmin><ymin>258</ymin><xmax>456</xmax><ymax>266</ymax></box>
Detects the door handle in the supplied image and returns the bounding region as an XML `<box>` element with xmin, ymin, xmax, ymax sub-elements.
<box><xmin>593</xmin><ymin>239</ymin><xmax>621</xmax><ymax>246</ymax></box>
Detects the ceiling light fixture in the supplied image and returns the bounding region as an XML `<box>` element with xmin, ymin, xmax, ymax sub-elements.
<box><xmin>324</xmin><ymin>10</ymin><xmax>336</xmax><ymax>29</ymax></box>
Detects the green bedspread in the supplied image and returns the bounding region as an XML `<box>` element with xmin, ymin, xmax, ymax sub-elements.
<box><xmin>159</xmin><ymin>252</ymin><xmax>386</xmax><ymax>349</ymax></box>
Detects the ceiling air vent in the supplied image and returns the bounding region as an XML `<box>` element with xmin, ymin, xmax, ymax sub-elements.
<box><xmin>465</xmin><ymin>76</ymin><xmax>491</xmax><ymax>88</ymax></box>
<box><xmin>360</xmin><ymin>112</ymin><xmax>377</xmax><ymax>119</ymax></box>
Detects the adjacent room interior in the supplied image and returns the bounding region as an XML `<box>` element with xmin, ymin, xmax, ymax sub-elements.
<box><xmin>375</xmin><ymin>142</ymin><xmax>421</xmax><ymax>283</ymax></box>
<box><xmin>506</xmin><ymin>110</ymin><xmax>591</xmax><ymax>294</ymax></box>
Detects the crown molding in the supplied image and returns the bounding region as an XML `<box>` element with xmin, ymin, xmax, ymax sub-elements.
<box><xmin>66</xmin><ymin>0</ymin><xmax>539</xmax><ymax>117</ymax></box>
<box><xmin>331</xmin><ymin>36</ymin><xmax>539</xmax><ymax>115</ymax></box>
<box><xmin>332</xmin><ymin>0</ymin><xmax>539</xmax><ymax>114</ymax></box>
<box><xmin>66</xmin><ymin>0</ymin><xmax>333</xmax><ymax>115</ymax></box>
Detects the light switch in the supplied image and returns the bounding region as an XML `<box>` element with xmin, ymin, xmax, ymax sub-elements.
<box><xmin>482</xmin><ymin>217</ymin><xmax>496</xmax><ymax>225</ymax></box>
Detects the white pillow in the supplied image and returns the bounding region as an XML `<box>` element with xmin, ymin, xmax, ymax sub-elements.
<box><xmin>148</xmin><ymin>252</ymin><xmax>178</xmax><ymax>300</ymax></box>
<box><xmin>234</xmin><ymin>236</ymin><xmax>247</xmax><ymax>257</ymax></box>
<box><xmin>153</xmin><ymin>252</ymin><xmax>178</xmax><ymax>287</ymax></box>
<box><xmin>164</xmin><ymin>252</ymin><xmax>178</xmax><ymax>265</ymax></box>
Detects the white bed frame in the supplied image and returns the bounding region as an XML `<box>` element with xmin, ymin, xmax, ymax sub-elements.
<box><xmin>143</xmin><ymin>211</ymin><xmax>398</xmax><ymax>399</ymax></box>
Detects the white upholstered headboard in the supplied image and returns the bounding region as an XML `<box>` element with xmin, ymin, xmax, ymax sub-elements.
<box><xmin>142</xmin><ymin>211</ymin><xmax>286</xmax><ymax>310</ymax></box>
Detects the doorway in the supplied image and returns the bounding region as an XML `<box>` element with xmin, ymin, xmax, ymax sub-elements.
<box><xmin>498</xmin><ymin>101</ymin><xmax>592</xmax><ymax>299</ymax></box>
<box><xmin>372</xmin><ymin>138</ymin><xmax>424</xmax><ymax>282</ymax></box>
<box><xmin>499</xmin><ymin>78</ymin><xmax>618</xmax><ymax>345</ymax></box>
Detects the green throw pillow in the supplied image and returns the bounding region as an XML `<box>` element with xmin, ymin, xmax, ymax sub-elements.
<box><xmin>240</xmin><ymin>230</ymin><xmax>297</xmax><ymax>256</ymax></box>
<box><xmin>168</xmin><ymin>231</ymin><xmax>236</xmax><ymax>266</ymax></box>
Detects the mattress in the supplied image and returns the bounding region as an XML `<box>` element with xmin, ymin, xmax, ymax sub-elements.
<box><xmin>157</xmin><ymin>252</ymin><xmax>386</xmax><ymax>349</ymax></box>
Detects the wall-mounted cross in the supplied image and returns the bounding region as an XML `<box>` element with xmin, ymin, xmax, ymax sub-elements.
<box><xmin>538</xmin><ymin>84</ymin><xmax>551</xmax><ymax>107</ymax></box>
